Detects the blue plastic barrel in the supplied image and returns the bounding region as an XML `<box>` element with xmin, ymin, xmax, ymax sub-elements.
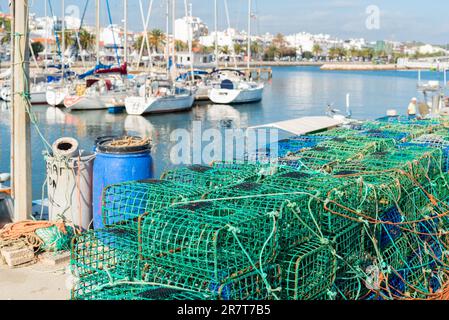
<box><xmin>92</xmin><ymin>137</ymin><xmax>153</xmax><ymax>229</ymax></box>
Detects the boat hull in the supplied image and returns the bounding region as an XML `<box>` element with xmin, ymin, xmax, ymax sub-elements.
<box><xmin>64</xmin><ymin>92</ymin><xmax>126</xmax><ymax>111</ymax></box>
<box><xmin>46</xmin><ymin>86</ymin><xmax>69</xmax><ymax>107</ymax></box>
<box><xmin>208</xmin><ymin>85</ymin><xmax>264</xmax><ymax>104</ymax></box>
<box><xmin>125</xmin><ymin>95</ymin><xmax>194</xmax><ymax>115</ymax></box>
<box><xmin>30</xmin><ymin>91</ymin><xmax>47</xmax><ymax>105</ymax></box>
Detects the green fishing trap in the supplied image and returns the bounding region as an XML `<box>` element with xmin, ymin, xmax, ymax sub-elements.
<box><xmin>71</xmin><ymin>229</ymin><xmax>144</xmax><ymax>300</ymax></box>
<box><xmin>279</xmin><ymin>239</ymin><xmax>337</xmax><ymax>300</ymax></box>
<box><xmin>101</xmin><ymin>179</ymin><xmax>202</xmax><ymax>230</ymax></box>
<box><xmin>141</xmin><ymin>263</ymin><xmax>282</xmax><ymax>300</ymax></box>
<box><xmin>161</xmin><ymin>164</ymin><xmax>260</xmax><ymax>191</ymax></box>
<box><xmin>74</xmin><ymin>285</ymin><xmax>211</xmax><ymax>301</ymax></box>
<box><xmin>333</xmin><ymin>272</ymin><xmax>369</xmax><ymax>300</ymax></box>
<box><xmin>138</xmin><ymin>201</ymin><xmax>279</xmax><ymax>283</ymax></box>
<box><xmin>329</xmin><ymin>222</ymin><xmax>365</xmax><ymax>272</ymax></box>
<box><xmin>203</xmin><ymin>181</ymin><xmax>320</xmax><ymax>249</ymax></box>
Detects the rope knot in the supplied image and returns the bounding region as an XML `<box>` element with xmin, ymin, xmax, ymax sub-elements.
<box><xmin>226</xmin><ymin>225</ymin><xmax>241</xmax><ymax>234</ymax></box>
<box><xmin>267</xmin><ymin>211</ymin><xmax>279</xmax><ymax>218</ymax></box>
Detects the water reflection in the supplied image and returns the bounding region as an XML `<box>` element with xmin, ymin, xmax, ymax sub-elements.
<box><xmin>1</xmin><ymin>67</ymin><xmax>448</xmax><ymax>199</ymax></box>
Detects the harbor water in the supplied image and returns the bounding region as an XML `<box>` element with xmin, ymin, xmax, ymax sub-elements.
<box><xmin>0</xmin><ymin>66</ymin><xmax>447</xmax><ymax>200</ymax></box>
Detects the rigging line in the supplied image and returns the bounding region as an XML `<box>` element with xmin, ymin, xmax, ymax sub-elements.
<box><xmin>105</xmin><ymin>0</ymin><xmax>121</xmax><ymax>65</ymax></box>
<box><xmin>47</xmin><ymin>0</ymin><xmax>62</xmax><ymax>58</ymax></box>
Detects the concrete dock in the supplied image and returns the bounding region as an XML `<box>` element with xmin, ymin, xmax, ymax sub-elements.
<box><xmin>0</xmin><ymin>261</ymin><xmax>70</xmax><ymax>300</ymax></box>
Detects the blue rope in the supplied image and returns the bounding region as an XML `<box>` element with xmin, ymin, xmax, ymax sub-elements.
<box><xmin>105</xmin><ymin>0</ymin><xmax>121</xmax><ymax>65</ymax></box>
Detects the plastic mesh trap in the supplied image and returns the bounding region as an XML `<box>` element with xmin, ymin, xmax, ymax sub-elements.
<box><xmin>74</xmin><ymin>285</ymin><xmax>210</xmax><ymax>301</ymax></box>
<box><xmin>203</xmin><ymin>182</ymin><xmax>320</xmax><ymax>249</ymax></box>
<box><xmin>279</xmin><ymin>239</ymin><xmax>337</xmax><ymax>300</ymax></box>
<box><xmin>102</xmin><ymin>179</ymin><xmax>202</xmax><ymax>229</ymax></box>
<box><xmin>262</xmin><ymin>171</ymin><xmax>356</xmax><ymax>234</ymax></box>
<box><xmin>141</xmin><ymin>263</ymin><xmax>282</xmax><ymax>300</ymax></box>
<box><xmin>330</xmin><ymin>222</ymin><xmax>364</xmax><ymax>271</ymax></box>
<box><xmin>71</xmin><ymin>229</ymin><xmax>143</xmax><ymax>300</ymax></box>
<box><xmin>161</xmin><ymin>165</ymin><xmax>260</xmax><ymax>191</ymax></box>
<box><xmin>139</xmin><ymin>201</ymin><xmax>279</xmax><ymax>282</ymax></box>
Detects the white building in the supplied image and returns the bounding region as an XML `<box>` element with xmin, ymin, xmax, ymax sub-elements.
<box><xmin>100</xmin><ymin>24</ymin><xmax>123</xmax><ymax>47</ymax></box>
<box><xmin>174</xmin><ymin>16</ymin><xmax>208</xmax><ymax>43</ymax></box>
<box><xmin>285</xmin><ymin>32</ymin><xmax>343</xmax><ymax>55</ymax></box>
<box><xmin>176</xmin><ymin>52</ymin><xmax>213</xmax><ymax>65</ymax></box>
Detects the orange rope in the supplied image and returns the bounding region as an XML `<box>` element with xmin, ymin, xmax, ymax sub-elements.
<box><xmin>0</xmin><ymin>220</ymin><xmax>67</xmax><ymax>248</ymax></box>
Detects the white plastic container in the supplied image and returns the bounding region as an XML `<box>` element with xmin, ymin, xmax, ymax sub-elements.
<box><xmin>46</xmin><ymin>151</ymin><xmax>95</xmax><ymax>230</ymax></box>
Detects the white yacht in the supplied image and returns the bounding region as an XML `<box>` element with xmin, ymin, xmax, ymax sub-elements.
<box><xmin>125</xmin><ymin>78</ymin><xmax>194</xmax><ymax>115</ymax></box>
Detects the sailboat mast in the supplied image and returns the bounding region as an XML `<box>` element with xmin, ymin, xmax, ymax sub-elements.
<box><xmin>96</xmin><ymin>0</ymin><xmax>100</xmax><ymax>64</ymax></box>
<box><xmin>247</xmin><ymin>0</ymin><xmax>251</xmax><ymax>70</ymax></box>
<box><xmin>44</xmin><ymin>0</ymin><xmax>48</xmax><ymax>73</ymax></box>
<box><xmin>189</xmin><ymin>3</ymin><xmax>194</xmax><ymax>83</ymax></box>
<box><xmin>166</xmin><ymin>0</ymin><xmax>169</xmax><ymax>67</ymax></box>
<box><xmin>124</xmin><ymin>0</ymin><xmax>128</xmax><ymax>63</ymax></box>
<box><xmin>214</xmin><ymin>0</ymin><xmax>218</xmax><ymax>68</ymax></box>
<box><xmin>172</xmin><ymin>0</ymin><xmax>176</xmax><ymax>75</ymax></box>
<box><xmin>61</xmin><ymin>0</ymin><xmax>65</xmax><ymax>85</ymax></box>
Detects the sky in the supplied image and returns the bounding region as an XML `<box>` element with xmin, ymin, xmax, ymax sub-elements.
<box><xmin>1</xmin><ymin>0</ymin><xmax>449</xmax><ymax>44</ymax></box>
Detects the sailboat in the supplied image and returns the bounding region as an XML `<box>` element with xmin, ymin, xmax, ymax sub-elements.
<box><xmin>125</xmin><ymin>0</ymin><xmax>194</xmax><ymax>115</ymax></box>
<box><xmin>64</xmin><ymin>64</ymin><xmax>129</xmax><ymax>111</ymax></box>
<box><xmin>208</xmin><ymin>0</ymin><xmax>264</xmax><ymax>105</ymax></box>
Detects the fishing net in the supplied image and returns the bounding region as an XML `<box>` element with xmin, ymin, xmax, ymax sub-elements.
<box><xmin>101</xmin><ymin>179</ymin><xmax>202</xmax><ymax>230</ymax></box>
<box><xmin>279</xmin><ymin>239</ymin><xmax>337</xmax><ymax>300</ymax></box>
<box><xmin>71</xmin><ymin>120</ymin><xmax>449</xmax><ymax>300</ymax></box>
<box><xmin>139</xmin><ymin>202</ymin><xmax>278</xmax><ymax>283</ymax></box>
<box><xmin>141</xmin><ymin>263</ymin><xmax>282</xmax><ymax>300</ymax></box>
<box><xmin>203</xmin><ymin>181</ymin><xmax>320</xmax><ymax>248</ymax></box>
<box><xmin>75</xmin><ymin>285</ymin><xmax>211</xmax><ymax>300</ymax></box>
<box><xmin>161</xmin><ymin>164</ymin><xmax>260</xmax><ymax>191</ymax></box>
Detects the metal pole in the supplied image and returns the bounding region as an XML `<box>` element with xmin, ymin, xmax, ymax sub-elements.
<box><xmin>189</xmin><ymin>3</ymin><xmax>194</xmax><ymax>83</ymax></box>
<box><xmin>61</xmin><ymin>0</ymin><xmax>65</xmax><ymax>86</ymax></box>
<box><xmin>44</xmin><ymin>0</ymin><xmax>48</xmax><ymax>73</ymax></box>
<box><xmin>124</xmin><ymin>0</ymin><xmax>128</xmax><ymax>63</ymax></box>
<box><xmin>96</xmin><ymin>0</ymin><xmax>100</xmax><ymax>64</ymax></box>
<box><xmin>214</xmin><ymin>0</ymin><xmax>218</xmax><ymax>68</ymax></box>
<box><xmin>172</xmin><ymin>0</ymin><xmax>176</xmax><ymax>67</ymax></box>
<box><xmin>247</xmin><ymin>0</ymin><xmax>251</xmax><ymax>70</ymax></box>
<box><xmin>12</xmin><ymin>0</ymin><xmax>32</xmax><ymax>221</ymax></box>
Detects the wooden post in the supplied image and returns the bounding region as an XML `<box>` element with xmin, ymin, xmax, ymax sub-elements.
<box><xmin>12</xmin><ymin>0</ymin><xmax>32</xmax><ymax>221</ymax></box>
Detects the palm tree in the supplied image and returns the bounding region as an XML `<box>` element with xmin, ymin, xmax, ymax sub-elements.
<box><xmin>0</xmin><ymin>17</ymin><xmax>11</xmax><ymax>45</ymax></box>
<box><xmin>221</xmin><ymin>45</ymin><xmax>230</xmax><ymax>55</ymax></box>
<box><xmin>328</xmin><ymin>47</ymin><xmax>339</xmax><ymax>60</ymax></box>
<box><xmin>312</xmin><ymin>44</ymin><xmax>322</xmax><ymax>58</ymax></box>
<box><xmin>78</xmin><ymin>29</ymin><xmax>95</xmax><ymax>50</ymax></box>
<box><xmin>251</xmin><ymin>41</ymin><xmax>262</xmax><ymax>60</ymax></box>
<box><xmin>273</xmin><ymin>33</ymin><xmax>286</xmax><ymax>49</ymax></box>
<box><xmin>175</xmin><ymin>40</ymin><xmax>188</xmax><ymax>52</ymax></box>
<box><xmin>234</xmin><ymin>43</ymin><xmax>244</xmax><ymax>55</ymax></box>
<box><xmin>149</xmin><ymin>29</ymin><xmax>166</xmax><ymax>53</ymax></box>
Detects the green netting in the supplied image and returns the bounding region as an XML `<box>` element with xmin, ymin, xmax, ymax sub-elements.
<box><xmin>101</xmin><ymin>179</ymin><xmax>202</xmax><ymax>230</ymax></box>
<box><xmin>261</xmin><ymin>171</ymin><xmax>356</xmax><ymax>234</ymax></box>
<box><xmin>71</xmin><ymin>120</ymin><xmax>449</xmax><ymax>300</ymax></box>
<box><xmin>139</xmin><ymin>202</ymin><xmax>278</xmax><ymax>283</ymax></box>
<box><xmin>75</xmin><ymin>285</ymin><xmax>211</xmax><ymax>300</ymax></box>
<box><xmin>161</xmin><ymin>164</ymin><xmax>260</xmax><ymax>191</ymax></box>
<box><xmin>333</xmin><ymin>272</ymin><xmax>369</xmax><ymax>300</ymax></box>
<box><xmin>71</xmin><ymin>229</ymin><xmax>143</xmax><ymax>300</ymax></box>
<box><xmin>203</xmin><ymin>181</ymin><xmax>320</xmax><ymax>248</ymax></box>
<box><xmin>330</xmin><ymin>222</ymin><xmax>364</xmax><ymax>271</ymax></box>
<box><xmin>279</xmin><ymin>239</ymin><xmax>337</xmax><ymax>300</ymax></box>
<box><xmin>141</xmin><ymin>263</ymin><xmax>282</xmax><ymax>300</ymax></box>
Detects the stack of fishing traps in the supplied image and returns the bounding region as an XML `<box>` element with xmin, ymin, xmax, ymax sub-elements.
<box><xmin>71</xmin><ymin>118</ymin><xmax>449</xmax><ymax>300</ymax></box>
